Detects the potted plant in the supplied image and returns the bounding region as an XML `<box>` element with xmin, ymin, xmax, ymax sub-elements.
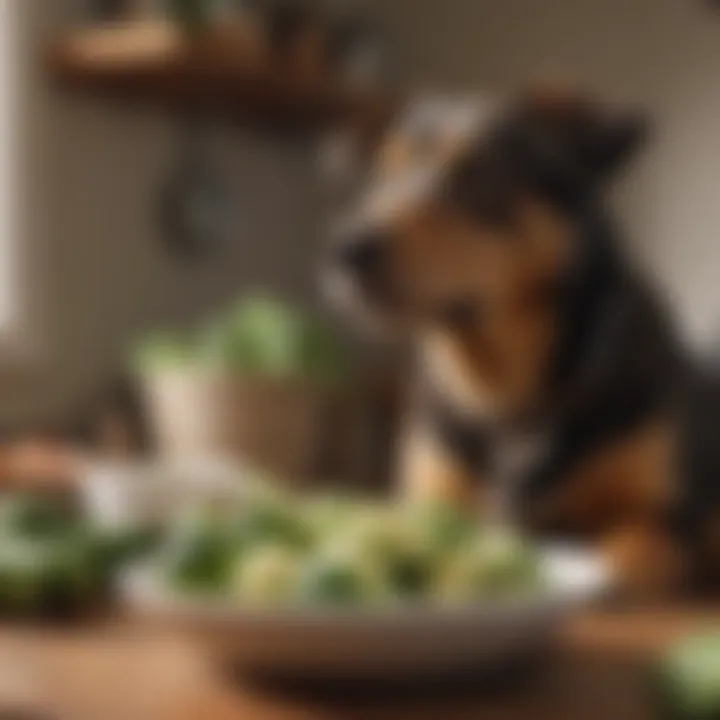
<box><xmin>132</xmin><ymin>294</ymin><xmax>359</xmax><ymax>484</ymax></box>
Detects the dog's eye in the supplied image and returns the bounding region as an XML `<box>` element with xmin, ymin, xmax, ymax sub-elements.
<box><xmin>446</xmin><ymin>154</ymin><xmax>516</xmax><ymax>227</ymax></box>
<box><xmin>436</xmin><ymin>298</ymin><xmax>480</xmax><ymax>328</ymax></box>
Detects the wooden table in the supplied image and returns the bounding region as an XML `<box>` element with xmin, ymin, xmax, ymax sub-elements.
<box><xmin>1</xmin><ymin>609</ymin><xmax>718</xmax><ymax>720</ymax></box>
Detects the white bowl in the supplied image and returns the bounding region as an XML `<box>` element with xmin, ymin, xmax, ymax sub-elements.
<box><xmin>122</xmin><ymin>547</ymin><xmax>610</xmax><ymax>678</ymax></box>
<box><xmin>79</xmin><ymin>459</ymin><xmax>245</xmax><ymax>532</ymax></box>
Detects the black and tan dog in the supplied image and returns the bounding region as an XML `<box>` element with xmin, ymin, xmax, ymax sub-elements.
<box><xmin>328</xmin><ymin>88</ymin><xmax>720</xmax><ymax>596</ymax></box>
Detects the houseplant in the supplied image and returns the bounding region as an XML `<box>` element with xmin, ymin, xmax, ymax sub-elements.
<box><xmin>133</xmin><ymin>294</ymin><xmax>358</xmax><ymax>484</ymax></box>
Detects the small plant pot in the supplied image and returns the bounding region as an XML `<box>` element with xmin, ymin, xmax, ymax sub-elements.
<box><xmin>139</xmin><ymin>368</ymin><xmax>358</xmax><ymax>485</ymax></box>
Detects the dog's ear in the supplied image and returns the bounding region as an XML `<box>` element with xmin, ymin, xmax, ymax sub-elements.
<box><xmin>588</xmin><ymin>112</ymin><xmax>647</xmax><ymax>180</ymax></box>
<box><xmin>513</xmin><ymin>86</ymin><xmax>648</xmax><ymax>196</ymax></box>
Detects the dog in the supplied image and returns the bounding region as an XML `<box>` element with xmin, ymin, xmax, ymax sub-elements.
<box><xmin>327</xmin><ymin>88</ymin><xmax>720</xmax><ymax>596</ymax></box>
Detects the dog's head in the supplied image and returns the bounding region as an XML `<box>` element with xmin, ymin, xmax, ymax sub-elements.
<box><xmin>327</xmin><ymin>89</ymin><xmax>646</xmax><ymax>418</ymax></box>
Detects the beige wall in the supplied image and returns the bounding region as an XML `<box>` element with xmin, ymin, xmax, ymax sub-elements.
<box><xmin>371</xmin><ymin>0</ymin><xmax>720</xmax><ymax>349</ymax></box>
<box><xmin>9</xmin><ymin>0</ymin><xmax>720</xmax><ymax>423</ymax></box>
<box><xmin>5</xmin><ymin>1</ymin><xmax>326</xmax><ymax>424</ymax></box>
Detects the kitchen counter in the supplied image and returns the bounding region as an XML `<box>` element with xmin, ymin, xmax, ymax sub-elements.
<box><xmin>1</xmin><ymin>608</ymin><xmax>718</xmax><ymax>720</ymax></box>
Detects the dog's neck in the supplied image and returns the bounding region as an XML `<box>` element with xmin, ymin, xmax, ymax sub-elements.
<box><xmin>546</xmin><ymin>204</ymin><xmax>627</xmax><ymax>414</ymax></box>
<box><xmin>420</xmin><ymin>203</ymin><xmax>626</xmax><ymax>431</ymax></box>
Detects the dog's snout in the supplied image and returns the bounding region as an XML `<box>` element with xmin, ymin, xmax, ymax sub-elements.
<box><xmin>336</xmin><ymin>232</ymin><xmax>387</xmax><ymax>278</ymax></box>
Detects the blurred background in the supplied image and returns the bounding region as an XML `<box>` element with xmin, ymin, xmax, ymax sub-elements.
<box><xmin>0</xmin><ymin>0</ymin><xmax>717</xmax><ymax>492</ymax></box>
<box><xmin>0</xmin><ymin>2</ymin><xmax>719</xmax><ymax>717</ymax></box>
<box><xmin>4</xmin><ymin>0</ymin><xmax>719</xmax><ymax>426</ymax></box>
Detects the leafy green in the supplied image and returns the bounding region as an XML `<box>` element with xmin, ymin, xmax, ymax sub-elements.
<box><xmin>0</xmin><ymin>495</ymin><xmax>159</xmax><ymax>618</ymax></box>
<box><xmin>165</xmin><ymin>519</ymin><xmax>236</xmax><ymax>594</ymax></box>
<box><xmin>660</xmin><ymin>633</ymin><xmax>720</xmax><ymax>718</ymax></box>
<box><xmin>0</xmin><ymin>496</ymin><xmax>74</xmax><ymax>538</ymax></box>
<box><xmin>232</xmin><ymin>544</ymin><xmax>301</xmax><ymax>605</ymax></box>
<box><xmin>297</xmin><ymin>558</ymin><xmax>371</xmax><ymax>605</ymax></box>
<box><xmin>235</xmin><ymin>499</ymin><xmax>312</xmax><ymax>551</ymax></box>
<box><xmin>132</xmin><ymin>293</ymin><xmax>352</xmax><ymax>384</ymax></box>
<box><xmin>131</xmin><ymin>332</ymin><xmax>197</xmax><ymax>373</ymax></box>
<box><xmin>163</xmin><ymin>492</ymin><xmax>543</xmax><ymax>608</ymax></box>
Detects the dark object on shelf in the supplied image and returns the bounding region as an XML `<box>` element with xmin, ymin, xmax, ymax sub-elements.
<box><xmin>89</xmin><ymin>0</ymin><xmax>136</xmax><ymax>20</ymax></box>
<box><xmin>165</xmin><ymin>0</ymin><xmax>234</xmax><ymax>31</ymax></box>
<box><xmin>259</xmin><ymin>1</ymin><xmax>330</xmax><ymax>83</ymax></box>
<box><xmin>263</xmin><ymin>1</ymin><xmax>315</xmax><ymax>58</ymax></box>
<box><xmin>157</xmin><ymin>117</ymin><xmax>232</xmax><ymax>260</ymax></box>
<box><xmin>257</xmin><ymin>3</ymin><xmax>386</xmax><ymax>86</ymax></box>
<box><xmin>330</xmin><ymin>17</ymin><xmax>386</xmax><ymax>88</ymax></box>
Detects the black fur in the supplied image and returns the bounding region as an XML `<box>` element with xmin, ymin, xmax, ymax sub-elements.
<box><xmin>428</xmin><ymin>100</ymin><xmax>719</xmax><ymax>573</ymax></box>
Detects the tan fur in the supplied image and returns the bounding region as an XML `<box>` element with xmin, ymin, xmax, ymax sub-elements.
<box><xmin>530</xmin><ymin>422</ymin><xmax>677</xmax><ymax>534</ymax></box>
<box><xmin>527</xmin><ymin>421</ymin><xmax>681</xmax><ymax>594</ymax></box>
<box><xmin>602</xmin><ymin>522</ymin><xmax>685</xmax><ymax>598</ymax></box>
<box><xmin>387</xmin><ymin>198</ymin><xmax>571</xmax><ymax>417</ymax></box>
<box><xmin>344</xmin><ymin>92</ymin><xmax>683</xmax><ymax>595</ymax></box>
<box><xmin>375</xmin><ymin>104</ymin><xmax>482</xmax><ymax>181</ymax></box>
<box><xmin>354</xmin><ymin>94</ymin><xmax>591</xmax><ymax>420</ymax></box>
<box><xmin>399</xmin><ymin>419</ymin><xmax>682</xmax><ymax>593</ymax></box>
<box><xmin>398</xmin><ymin>421</ymin><xmax>481</xmax><ymax>508</ymax></box>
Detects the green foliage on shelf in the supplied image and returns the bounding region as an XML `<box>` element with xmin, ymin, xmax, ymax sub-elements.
<box><xmin>132</xmin><ymin>292</ymin><xmax>353</xmax><ymax>385</ymax></box>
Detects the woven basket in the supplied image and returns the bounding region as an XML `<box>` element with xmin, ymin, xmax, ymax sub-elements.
<box><xmin>139</xmin><ymin>369</ymin><xmax>359</xmax><ymax>485</ymax></box>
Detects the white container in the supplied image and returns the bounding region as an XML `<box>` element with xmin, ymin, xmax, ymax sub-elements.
<box><xmin>80</xmin><ymin>459</ymin><xmax>244</xmax><ymax>532</ymax></box>
<box><xmin>139</xmin><ymin>369</ymin><xmax>359</xmax><ymax>485</ymax></box>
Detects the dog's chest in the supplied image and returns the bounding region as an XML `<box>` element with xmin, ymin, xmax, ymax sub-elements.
<box><xmin>484</xmin><ymin>431</ymin><xmax>551</xmax><ymax>523</ymax></box>
<box><xmin>423</xmin><ymin>383</ymin><xmax>552</xmax><ymax>522</ymax></box>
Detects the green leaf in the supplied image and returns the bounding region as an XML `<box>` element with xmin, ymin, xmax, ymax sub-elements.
<box><xmin>131</xmin><ymin>333</ymin><xmax>196</xmax><ymax>373</ymax></box>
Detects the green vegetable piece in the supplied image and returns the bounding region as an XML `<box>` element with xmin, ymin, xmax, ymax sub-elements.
<box><xmin>303</xmin><ymin>497</ymin><xmax>358</xmax><ymax>540</ymax></box>
<box><xmin>0</xmin><ymin>497</ymin><xmax>74</xmax><ymax>539</ymax></box>
<box><xmin>132</xmin><ymin>333</ymin><xmax>195</xmax><ymax>373</ymax></box>
<box><xmin>0</xmin><ymin>541</ymin><xmax>47</xmax><ymax>615</ymax></box>
<box><xmin>132</xmin><ymin>292</ymin><xmax>351</xmax><ymax>383</ymax></box>
<box><xmin>38</xmin><ymin>538</ymin><xmax>95</xmax><ymax>615</ymax></box>
<box><xmin>297</xmin><ymin>538</ymin><xmax>387</xmax><ymax>607</ymax></box>
<box><xmin>199</xmin><ymin>316</ymin><xmax>262</xmax><ymax>372</ymax></box>
<box><xmin>660</xmin><ymin>633</ymin><xmax>720</xmax><ymax>719</ymax></box>
<box><xmin>438</xmin><ymin>531</ymin><xmax>541</xmax><ymax>602</ymax></box>
<box><xmin>411</xmin><ymin>502</ymin><xmax>477</xmax><ymax>554</ymax></box>
<box><xmin>229</xmin><ymin>295</ymin><xmax>303</xmax><ymax>377</ymax></box>
<box><xmin>0</xmin><ymin>535</ymin><xmax>96</xmax><ymax>618</ymax></box>
<box><xmin>232</xmin><ymin>545</ymin><xmax>299</xmax><ymax>604</ymax></box>
<box><xmin>296</xmin><ymin>314</ymin><xmax>351</xmax><ymax>384</ymax></box>
<box><xmin>166</xmin><ymin>524</ymin><xmax>234</xmax><ymax>593</ymax></box>
<box><xmin>385</xmin><ymin>550</ymin><xmax>432</xmax><ymax>598</ymax></box>
<box><xmin>236</xmin><ymin>501</ymin><xmax>311</xmax><ymax>551</ymax></box>
<box><xmin>89</xmin><ymin>527</ymin><xmax>161</xmax><ymax>586</ymax></box>
<box><xmin>297</xmin><ymin>555</ymin><xmax>372</xmax><ymax>606</ymax></box>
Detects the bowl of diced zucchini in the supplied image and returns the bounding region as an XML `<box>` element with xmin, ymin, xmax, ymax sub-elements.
<box><xmin>122</xmin><ymin>483</ymin><xmax>609</xmax><ymax>677</ymax></box>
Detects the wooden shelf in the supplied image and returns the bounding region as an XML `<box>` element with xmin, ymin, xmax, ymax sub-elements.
<box><xmin>48</xmin><ymin>21</ymin><xmax>396</xmax><ymax>132</ymax></box>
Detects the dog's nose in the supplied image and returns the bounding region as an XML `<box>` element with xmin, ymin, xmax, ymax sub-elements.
<box><xmin>336</xmin><ymin>232</ymin><xmax>387</xmax><ymax>279</ymax></box>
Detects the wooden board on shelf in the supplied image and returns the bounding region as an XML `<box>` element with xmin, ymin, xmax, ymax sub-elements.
<box><xmin>48</xmin><ymin>21</ymin><xmax>397</xmax><ymax>132</ymax></box>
